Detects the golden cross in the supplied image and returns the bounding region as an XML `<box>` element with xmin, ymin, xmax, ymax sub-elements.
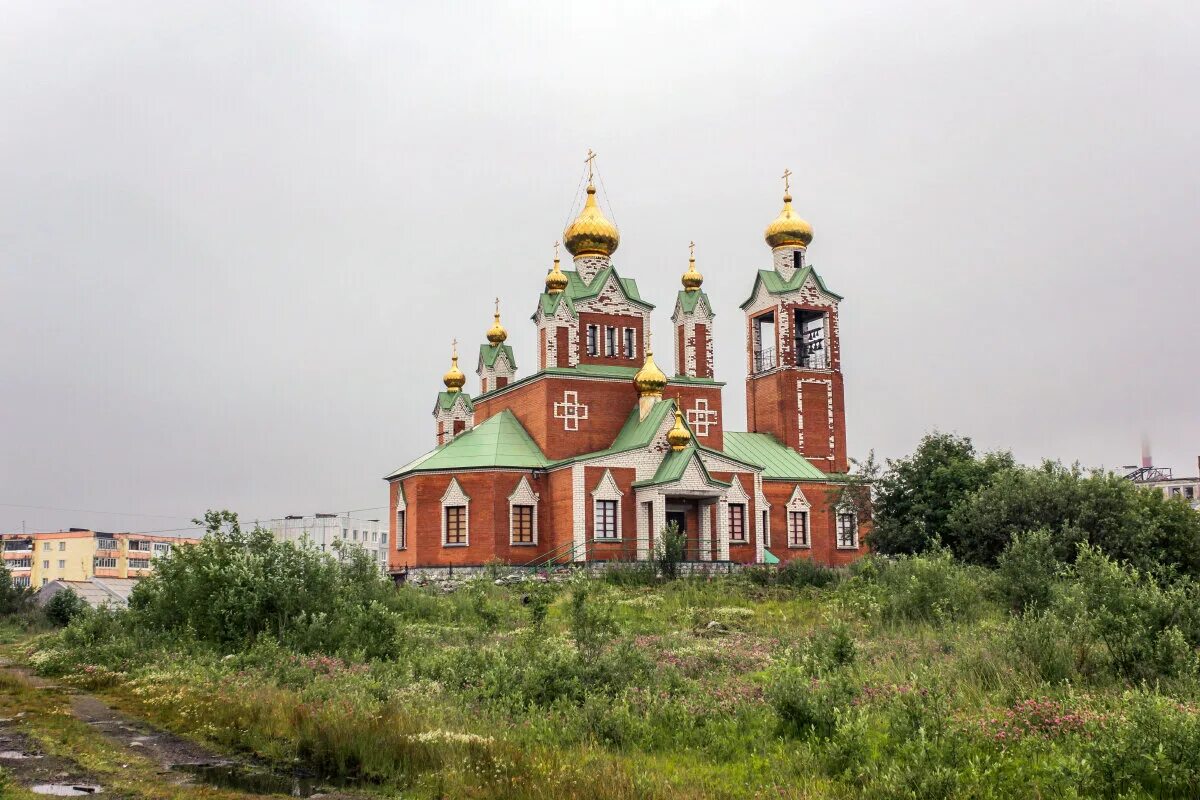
<box><xmin>689</xmin><ymin>240</ymin><xmax>695</xmax><ymax>259</ymax></box>
<box><xmin>553</xmin><ymin>240</ymin><xmax>560</xmax><ymax>260</ymax></box>
<box><xmin>781</xmin><ymin>168</ymin><xmax>792</xmax><ymax>194</ymax></box>
<box><xmin>451</xmin><ymin>338</ymin><xmax>458</xmax><ymax>357</ymax></box>
<box><xmin>584</xmin><ymin>149</ymin><xmax>597</xmax><ymax>183</ymax></box>
<box><xmin>494</xmin><ymin>296</ymin><xmax>500</xmax><ymax>315</ymax></box>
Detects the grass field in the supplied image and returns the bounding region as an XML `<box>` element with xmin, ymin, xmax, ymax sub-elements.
<box><xmin>7</xmin><ymin>552</ymin><xmax>1200</xmax><ymax>799</ymax></box>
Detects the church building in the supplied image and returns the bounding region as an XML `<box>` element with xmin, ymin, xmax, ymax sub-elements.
<box><xmin>385</xmin><ymin>158</ymin><xmax>866</xmax><ymax>573</ymax></box>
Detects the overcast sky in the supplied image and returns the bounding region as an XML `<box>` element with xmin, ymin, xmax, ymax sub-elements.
<box><xmin>2</xmin><ymin>1</ymin><xmax>1197</xmax><ymax>535</ymax></box>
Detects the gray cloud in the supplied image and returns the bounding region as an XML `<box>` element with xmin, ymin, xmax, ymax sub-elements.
<box><xmin>2</xmin><ymin>0</ymin><xmax>1197</xmax><ymax>534</ymax></box>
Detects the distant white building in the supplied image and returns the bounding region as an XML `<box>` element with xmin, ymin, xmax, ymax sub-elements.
<box><xmin>264</xmin><ymin>513</ymin><xmax>390</xmax><ymax>573</ymax></box>
<box><xmin>1126</xmin><ymin>457</ymin><xmax>1200</xmax><ymax>512</ymax></box>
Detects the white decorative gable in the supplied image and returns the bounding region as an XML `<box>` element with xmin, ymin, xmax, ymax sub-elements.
<box><xmin>591</xmin><ymin>469</ymin><xmax>623</xmax><ymax>500</ymax></box>
<box><xmin>787</xmin><ymin>485</ymin><xmax>811</xmax><ymax>510</ymax></box>
<box><xmin>441</xmin><ymin>477</ymin><xmax>470</xmax><ymax>505</ymax></box>
<box><xmin>727</xmin><ymin>475</ymin><xmax>750</xmax><ymax>504</ymax></box>
<box><xmin>508</xmin><ymin>475</ymin><xmax>539</xmax><ymax>505</ymax></box>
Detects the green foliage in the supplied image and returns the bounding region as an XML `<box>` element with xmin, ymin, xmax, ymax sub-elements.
<box><xmin>950</xmin><ymin>461</ymin><xmax>1200</xmax><ymax>571</ymax></box>
<box><xmin>995</xmin><ymin>528</ymin><xmax>1061</xmax><ymax>613</ymax></box>
<box><xmin>653</xmin><ymin>522</ymin><xmax>687</xmax><ymax>580</ymax></box>
<box><xmin>861</xmin><ymin>549</ymin><xmax>988</xmax><ymax>626</ymax></box>
<box><xmin>0</xmin><ymin>559</ymin><xmax>32</xmax><ymax>616</ymax></box>
<box><xmin>43</xmin><ymin>587</ymin><xmax>89</xmax><ymax>627</ymax></box>
<box><xmin>129</xmin><ymin>509</ymin><xmax>404</xmax><ymax>658</ymax></box>
<box><xmin>568</xmin><ymin>585</ymin><xmax>618</xmax><ymax>657</ymax></box>
<box><xmin>870</xmin><ymin>432</ymin><xmax>1015</xmax><ymax>557</ymax></box>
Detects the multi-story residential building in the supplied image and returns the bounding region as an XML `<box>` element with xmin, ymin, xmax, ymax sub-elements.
<box><xmin>0</xmin><ymin>529</ymin><xmax>201</xmax><ymax>588</ymax></box>
<box><xmin>264</xmin><ymin>513</ymin><xmax>390</xmax><ymax>572</ymax></box>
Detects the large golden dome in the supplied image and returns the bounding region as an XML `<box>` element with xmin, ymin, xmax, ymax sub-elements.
<box><xmin>633</xmin><ymin>350</ymin><xmax>667</xmax><ymax>397</ymax></box>
<box><xmin>764</xmin><ymin>192</ymin><xmax>813</xmax><ymax>249</ymax></box>
<box><xmin>442</xmin><ymin>346</ymin><xmax>466</xmax><ymax>393</ymax></box>
<box><xmin>563</xmin><ymin>183</ymin><xmax>620</xmax><ymax>258</ymax></box>
<box><xmin>486</xmin><ymin>312</ymin><xmax>507</xmax><ymax>346</ymax></box>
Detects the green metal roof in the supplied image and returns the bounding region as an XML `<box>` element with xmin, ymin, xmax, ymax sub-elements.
<box><xmin>435</xmin><ymin>391</ymin><xmax>473</xmax><ymax>412</ymax></box>
<box><xmin>604</xmin><ymin>398</ymin><xmax>676</xmax><ymax>454</ymax></box>
<box><xmin>739</xmin><ymin>266</ymin><xmax>843</xmax><ymax>309</ymax></box>
<box><xmin>478</xmin><ymin>343</ymin><xmax>516</xmax><ymax>370</ymax></box>
<box><xmin>633</xmin><ymin>441</ymin><xmax>730</xmax><ymax>489</ymax></box>
<box><xmin>720</xmin><ymin>432</ymin><xmax>828</xmax><ymax>481</ymax></box>
<box><xmin>534</xmin><ymin>266</ymin><xmax>654</xmax><ymax>320</ymax></box>
<box><xmin>674</xmin><ymin>289</ymin><xmax>713</xmax><ymax>317</ymax></box>
<box><xmin>385</xmin><ymin>410</ymin><xmax>548</xmax><ymax>479</ymax></box>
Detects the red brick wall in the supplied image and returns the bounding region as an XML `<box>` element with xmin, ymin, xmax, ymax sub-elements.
<box><xmin>555</xmin><ymin>327</ymin><xmax>569</xmax><ymax>368</ymax></box>
<box><xmin>663</xmin><ymin>383</ymin><xmax>724</xmax><ymax>451</ymax></box>
<box><xmin>761</xmin><ymin>479</ymin><xmax>865</xmax><ymax>567</ymax></box>
<box><xmin>708</xmin><ymin>470</ymin><xmax>759</xmax><ymax>564</ymax></box>
<box><xmin>745</xmin><ymin>367</ymin><xmax>847</xmax><ymax>474</ymax></box>
<box><xmin>583</xmin><ymin>466</ymin><xmax>639</xmax><ymax>561</ymax></box>
<box><xmin>695</xmin><ymin>324</ymin><xmax>710</xmax><ymax>378</ymax></box>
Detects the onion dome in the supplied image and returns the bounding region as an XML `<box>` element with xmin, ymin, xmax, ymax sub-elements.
<box><xmin>682</xmin><ymin>241</ymin><xmax>703</xmax><ymax>292</ymax></box>
<box><xmin>545</xmin><ymin>244</ymin><xmax>568</xmax><ymax>294</ymax></box>
<box><xmin>563</xmin><ymin>182</ymin><xmax>620</xmax><ymax>258</ymax></box>
<box><xmin>486</xmin><ymin>300</ymin><xmax>507</xmax><ymax>346</ymax></box>
<box><xmin>633</xmin><ymin>350</ymin><xmax>667</xmax><ymax>398</ymax></box>
<box><xmin>442</xmin><ymin>344</ymin><xmax>466</xmax><ymax>393</ymax></box>
<box><xmin>764</xmin><ymin>191</ymin><xmax>813</xmax><ymax>250</ymax></box>
<box><xmin>667</xmin><ymin>409</ymin><xmax>692</xmax><ymax>451</ymax></box>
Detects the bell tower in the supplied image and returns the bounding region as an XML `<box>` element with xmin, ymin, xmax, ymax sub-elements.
<box><xmin>741</xmin><ymin>172</ymin><xmax>848</xmax><ymax>473</ymax></box>
<box><xmin>671</xmin><ymin>242</ymin><xmax>714</xmax><ymax>380</ymax></box>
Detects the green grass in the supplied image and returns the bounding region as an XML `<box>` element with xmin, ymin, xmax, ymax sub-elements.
<box><xmin>14</xmin><ymin>565</ymin><xmax>1200</xmax><ymax>799</ymax></box>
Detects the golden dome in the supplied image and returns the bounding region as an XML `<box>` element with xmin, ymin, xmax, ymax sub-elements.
<box><xmin>486</xmin><ymin>300</ymin><xmax>507</xmax><ymax>346</ymax></box>
<box><xmin>764</xmin><ymin>192</ymin><xmax>813</xmax><ymax>250</ymax></box>
<box><xmin>633</xmin><ymin>350</ymin><xmax>667</xmax><ymax>397</ymax></box>
<box><xmin>667</xmin><ymin>408</ymin><xmax>692</xmax><ymax>451</ymax></box>
<box><xmin>682</xmin><ymin>241</ymin><xmax>703</xmax><ymax>292</ymax></box>
<box><xmin>545</xmin><ymin>244</ymin><xmax>568</xmax><ymax>294</ymax></box>
<box><xmin>442</xmin><ymin>345</ymin><xmax>466</xmax><ymax>393</ymax></box>
<box><xmin>563</xmin><ymin>183</ymin><xmax>620</xmax><ymax>258</ymax></box>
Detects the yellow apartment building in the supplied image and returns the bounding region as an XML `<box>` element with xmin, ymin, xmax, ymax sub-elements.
<box><xmin>1</xmin><ymin>529</ymin><xmax>201</xmax><ymax>588</ymax></box>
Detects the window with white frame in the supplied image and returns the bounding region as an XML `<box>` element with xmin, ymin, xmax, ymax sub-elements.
<box><xmin>57</xmin><ymin>560</ymin><xmax>65</xmax><ymax>569</ymax></box>
<box><xmin>836</xmin><ymin>510</ymin><xmax>859</xmax><ymax>549</ymax></box>
<box><xmin>595</xmin><ymin>500</ymin><xmax>618</xmax><ymax>540</ymax></box>
<box><xmin>623</xmin><ymin>327</ymin><xmax>636</xmax><ymax>358</ymax></box>
<box><xmin>441</xmin><ymin>478</ymin><xmax>471</xmax><ymax>546</ymax></box>
<box><xmin>605</xmin><ymin>326</ymin><xmax>617</xmax><ymax>357</ymax></box>
<box><xmin>128</xmin><ymin>558</ymin><xmax>150</xmax><ymax>569</ymax></box>
<box><xmin>728</xmin><ymin>504</ymin><xmax>747</xmax><ymax>543</ymax></box>
<box><xmin>786</xmin><ymin>486</ymin><xmax>812</xmax><ymax>548</ymax></box>
<box><xmin>591</xmin><ymin>470</ymin><xmax>623</xmax><ymax>541</ymax></box>
<box><xmin>788</xmin><ymin>510</ymin><xmax>809</xmax><ymax>547</ymax></box>
<box><xmin>586</xmin><ymin>325</ymin><xmax>599</xmax><ymax>356</ymax></box>
<box><xmin>508</xmin><ymin>476</ymin><xmax>539</xmax><ymax>546</ymax></box>
<box><xmin>396</xmin><ymin>510</ymin><xmax>406</xmax><ymax>550</ymax></box>
<box><xmin>94</xmin><ymin>557</ymin><xmax>117</xmax><ymax>569</ymax></box>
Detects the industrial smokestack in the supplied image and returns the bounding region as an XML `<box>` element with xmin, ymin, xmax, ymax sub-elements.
<box><xmin>1141</xmin><ymin>436</ymin><xmax>1152</xmax><ymax>469</ymax></box>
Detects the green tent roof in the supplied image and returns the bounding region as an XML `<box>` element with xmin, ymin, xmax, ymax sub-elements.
<box><xmin>720</xmin><ymin>432</ymin><xmax>828</xmax><ymax>481</ymax></box>
<box><xmin>385</xmin><ymin>410</ymin><xmax>548</xmax><ymax>479</ymax></box>
<box><xmin>739</xmin><ymin>266</ymin><xmax>842</xmax><ymax>309</ymax></box>
<box><xmin>633</xmin><ymin>441</ymin><xmax>730</xmax><ymax>489</ymax></box>
<box><xmin>478</xmin><ymin>343</ymin><xmax>516</xmax><ymax>370</ymax></box>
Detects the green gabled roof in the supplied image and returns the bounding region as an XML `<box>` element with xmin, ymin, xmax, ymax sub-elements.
<box><xmin>738</xmin><ymin>266</ymin><xmax>843</xmax><ymax>309</ymax></box>
<box><xmin>435</xmin><ymin>391</ymin><xmax>473</xmax><ymax>412</ymax></box>
<box><xmin>533</xmin><ymin>266</ymin><xmax>654</xmax><ymax>321</ymax></box>
<box><xmin>633</xmin><ymin>442</ymin><xmax>731</xmax><ymax>490</ymax></box>
<box><xmin>478</xmin><ymin>343</ymin><xmax>516</xmax><ymax>370</ymax></box>
<box><xmin>385</xmin><ymin>410</ymin><xmax>548</xmax><ymax>479</ymax></box>
<box><xmin>605</xmin><ymin>398</ymin><xmax>676</xmax><ymax>454</ymax></box>
<box><xmin>720</xmin><ymin>432</ymin><xmax>828</xmax><ymax>481</ymax></box>
<box><xmin>674</xmin><ymin>289</ymin><xmax>713</xmax><ymax>317</ymax></box>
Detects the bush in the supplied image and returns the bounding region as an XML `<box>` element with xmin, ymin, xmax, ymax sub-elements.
<box><xmin>654</xmin><ymin>522</ymin><xmax>687</xmax><ymax>580</ymax></box>
<box><xmin>43</xmin><ymin>588</ymin><xmax>89</xmax><ymax>627</ymax></box>
<box><xmin>778</xmin><ymin>557</ymin><xmax>841</xmax><ymax>589</ymax></box>
<box><xmin>766</xmin><ymin>656</ymin><xmax>856</xmax><ymax>740</ymax></box>
<box><xmin>866</xmin><ymin>549</ymin><xmax>988</xmax><ymax>626</ymax></box>
<box><xmin>995</xmin><ymin>529</ymin><xmax>1061</xmax><ymax>613</ymax></box>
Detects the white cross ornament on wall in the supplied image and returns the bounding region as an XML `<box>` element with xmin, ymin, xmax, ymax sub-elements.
<box><xmin>553</xmin><ymin>390</ymin><xmax>589</xmax><ymax>431</ymax></box>
<box><xmin>686</xmin><ymin>399</ymin><xmax>718</xmax><ymax>437</ymax></box>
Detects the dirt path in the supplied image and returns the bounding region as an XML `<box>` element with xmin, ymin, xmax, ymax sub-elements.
<box><xmin>69</xmin><ymin>694</ymin><xmax>224</xmax><ymax>770</ymax></box>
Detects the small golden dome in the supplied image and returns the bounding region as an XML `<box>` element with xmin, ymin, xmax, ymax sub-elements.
<box><xmin>442</xmin><ymin>345</ymin><xmax>466</xmax><ymax>393</ymax></box>
<box><xmin>764</xmin><ymin>192</ymin><xmax>813</xmax><ymax>250</ymax></box>
<box><xmin>633</xmin><ymin>350</ymin><xmax>668</xmax><ymax>397</ymax></box>
<box><xmin>486</xmin><ymin>300</ymin><xmax>507</xmax><ymax>346</ymax></box>
<box><xmin>563</xmin><ymin>183</ymin><xmax>620</xmax><ymax>258</ymax></box>
<box><xmin>545</xmin><ymin>246</ymin><xmax>568</xmax><ymax>295</ymax></box>
<box><xmin>682</xmin><ymin>241</ymin><xmax>703</xmax><ymax>292</ymax></box>
<box><xmin>667</xmin><ymin>408</ymin><xmax>692</xmax><ymax>451</ymax></box>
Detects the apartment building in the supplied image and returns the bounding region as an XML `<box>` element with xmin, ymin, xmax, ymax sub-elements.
<box><xmin>264</xmin><ymin>513</ymin><xmax>389</xmax><ymax>573</ymax></box>
<box><xmin>0</xmin><ymin>529</ymin><xmax>201</xmax><ymax>588</ymax></box>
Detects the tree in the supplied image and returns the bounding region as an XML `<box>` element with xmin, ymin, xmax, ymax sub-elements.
<box><xmin>44</xmin><ymin>587</ymin><xmax>89</xmax><ymax>627</ymax></box>
<box><xmin>0</xmin><ymin>560</ymin><xmax>31</xmax><ymax>616</ymax></box>
<box><xmin>870</xmin><ymin>432</ymin><xmax>1014</xmax><ymax>557</ymax></box>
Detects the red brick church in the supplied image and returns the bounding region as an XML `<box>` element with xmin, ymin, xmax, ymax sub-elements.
<box><xmin>386</xmin><ymin>158</ymin><xmax>866</xmax><ymax>572</ymax></box>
